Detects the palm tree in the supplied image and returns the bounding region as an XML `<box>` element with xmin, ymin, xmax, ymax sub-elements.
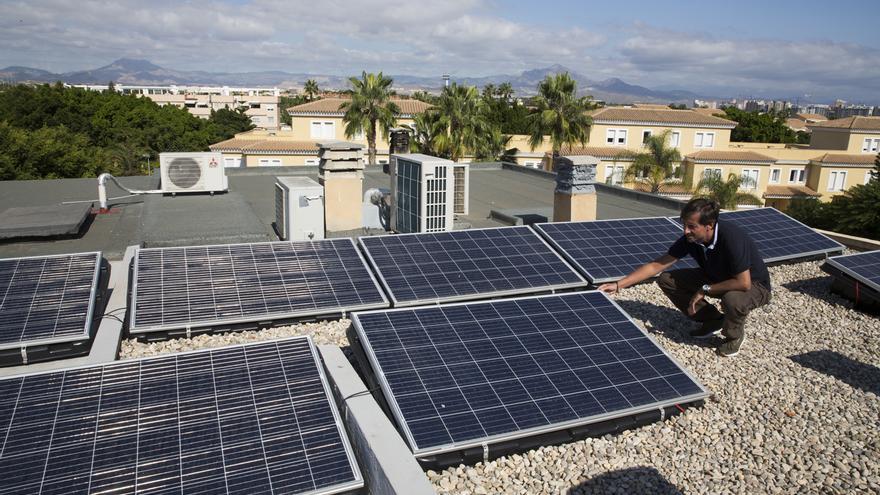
<box><xmin>474</xmin><ymin>128</ymin><xmax>512</xmax><ymax>162</ymax></box>
<box><xmin>303</xmin><ymin>79</ymin><xmax>320</xmax><ymax>100</ymax></box>
<box><xmin>496</xmin><ymin>82</ymin><xmax>514</xmax><ymax>102</ymax></box>
<box><xmin>693</xmin><ymin>172</ymin><xmax>763</xmax><ymax>210</ymax></box>
<box><xmin>623</xmin><ymin>130</ymin><xmax>682</xmax><ymax>193</ymax></box>
<box><xmin>526</xmin><ymin>73</ymin><xmax>593</xmax><ymax>163</ymax></box>
<box><xmin>340</xmin><ymin>72</ymin><xmax>399</xmax><ymax>165</ymax></box>
<box><xmin>433</xmin><ymin>83</ymin><xmax>490</xmax><ymax>162</ymax></box>
<box><xmin>404</xmin><ymin>111</ymin><xmax>446</xmax><ymax>156</ymax></box>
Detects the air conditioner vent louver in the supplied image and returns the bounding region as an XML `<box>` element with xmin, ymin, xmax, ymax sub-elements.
<box><xmin>167</xmin><ymin>158</ymin><xmax>202</xmax><ymax>189</ymax></box>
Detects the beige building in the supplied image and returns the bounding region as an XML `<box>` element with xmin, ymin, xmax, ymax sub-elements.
<box><xmin>557</xmin><ymin>109</ymin><xmax>879</xmax><ymax>210</ymax></box>
<box><xmin>72</xmin><ymin>84</ymin><xmax>282</xmax><ymax>129</ymax></box>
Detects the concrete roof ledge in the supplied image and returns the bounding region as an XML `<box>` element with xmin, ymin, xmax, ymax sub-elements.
<box><xmin>318</xmin><ymin>344</ymin><xmax>436</xmax><ymax>495</ymax></box>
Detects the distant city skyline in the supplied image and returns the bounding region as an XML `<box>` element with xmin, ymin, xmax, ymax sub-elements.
<box><xmin>0</xmin><ymin>0</ymin><xmax>878</xmax><ymax>102</ymax></box>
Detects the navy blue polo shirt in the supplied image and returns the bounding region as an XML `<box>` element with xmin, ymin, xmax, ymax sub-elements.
<box><xmin>668</xmin><ymin>219</ymin><xmax>771</xmax><ymax>290</ymax></box>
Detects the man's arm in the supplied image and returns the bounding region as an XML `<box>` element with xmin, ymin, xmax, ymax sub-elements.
<box><xmin>597</xmin><ymin>254</ymin><xmax>678</xmax><ymax>293</ymax></box>
<box><xmin>687</xmin><ymin>269</ymin><xmax>751</xmax><ymax>315</ymax></box>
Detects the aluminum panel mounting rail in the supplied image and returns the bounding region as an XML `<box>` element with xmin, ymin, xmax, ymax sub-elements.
<box><xmin>0</xmin><ymin>252</ymin><xmax>103</xmax><ymax>351</ymax></box>
<box><xmin>129</xmin><ymin>238</ymin><xmax>388</xmax><ymax>335</ymax></box>
<box><xmin>534</xmin><ymin>217</ymin><xmax>698</xmax><ymax>284</ymax></box>
<box><xmin>359</xmin><ymin>225</ymin><xmax>588</xmax><ymax>307</ymax></box>
<box><xmin>351</xmin><ymin>291</ymin><xmax>708</xmax><ymax>457</ymax></box>
<box><xmin>0</xmin><ymin>336</ymin><xmax>363</xmax><ymax>495</ymax></box>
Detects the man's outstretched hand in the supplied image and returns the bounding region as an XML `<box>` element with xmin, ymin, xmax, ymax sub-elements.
<box><xmin>597</xmin><ymin>283</ymin><xmax>618</xmax><ymax>294</ymax></box>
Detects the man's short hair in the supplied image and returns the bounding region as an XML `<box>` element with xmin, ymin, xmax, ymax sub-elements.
<box><xmin>680</xmin><ymin>197</ymin><xmax>720</xmax><ymax>226</ymax></box>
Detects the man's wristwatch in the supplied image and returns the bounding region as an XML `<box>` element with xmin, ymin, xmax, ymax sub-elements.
<box><xmin>701</xmin><ymin>284</ymin><xmax>711</xmax><ymax>296</ymax></box>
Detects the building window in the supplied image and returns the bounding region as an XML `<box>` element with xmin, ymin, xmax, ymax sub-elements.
<box><xmin>223</xmin><ymin>157</ymin><xmax>241</xmax><ymax>168</ymax></box>
<box><xmin>606</xmin><ymin>129</ymin><xmax>627</xmax><ymax>146</ymax></box>
<box><xmin>702</xmin><ymin>168</ymin><xmax>722</xmax><ymax>180</ymax></box>
<box><xmin>828</xmin><ymin>171</ymin><xmax>847</xmax><ymax>191</ymax></box>
<box><xmin>741</xmin><ymin>169</ymin><xmax>759</xmax><ymax>190</ymax></box>
<box><xmin>788</xmin><ymin>169</ymin><xmax>806</xmax><ymax>183</ymax></box>
<box><xmin>304</xmin><ymin>158</ymin><xmax>319</xmax><ymax>166</ymax></box>
<box><xmin>310</xmin><ymin>121</ymin><xmax>335</xmax><ymax>139</ymax></box>
<box><xmin>642</xmin><ymin>130</ymin><xmax>652</xmax><ymax>144</ymax></box>
<box><xmin>523</xmin><ymin>161</ymin><xmax>542</xmax><ymax>169</ymax></box>
<box><xmin>863</xmin><ymin>138</ymin><xmax>880</xmax><ymax>153</ymax></box>
<box><xmin>694</xmin><ymin>132</ymin><xmax>715</xmax><ymax>148</ymax></box>
<box><xmin>604</xmin><ymin>164</ymin><xmax>625</xmax><ymax>185</ymax></box>
<box><xmin>769</xmin><ymin>169</ymin><xmax>781</xmax><ymax>184</ymax></box>
<box><xmin>258</xmin><ymin>158</ymin><xmax>282</xmax><ymax>167</ymax></box>
<box><xmin>670</xmin><ymin>131</ymin><xmax>681</xmax><ymax>148</ymax></box>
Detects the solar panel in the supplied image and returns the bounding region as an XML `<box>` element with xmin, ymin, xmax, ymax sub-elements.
<box><xmin>671</xmin><ymin>207</ymin><xmax>843</xmax><ymax>263</ymax></box>
<box><xmin>129</xmin><ymin>238</ymin><xmax>388</xmax><ymax>337</ymax></box>
<box><xmin>534</xmin><ymin>217</ymin><xmax>698</xmax><ymax>284</ymax></box>
<box><xmin>823</xmin><ymin>250</ymin><xmax>880</xmax><ymax>292</ymax></box>
<box><xmin>359</xmin><ymin>226</ymin><xmax>588</xmax><ymax>307</ymax></box>
<box><xmin>0</xmin><ymin>252</ymin><xmax>105</xmax><ymax>365</ymax></box>
<box><xmin>351</xmin><ymin>291</ymin><xmax>708</xmax><ymax>457</ymax></box>
<box><xmin>0</xmin><ymin>337</ymin><xmax>363</xmax><ymax>495</ymax></box>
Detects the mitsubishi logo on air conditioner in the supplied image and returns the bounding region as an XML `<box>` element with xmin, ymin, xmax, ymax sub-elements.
<box><xmin>208</xmin><ymin>157</ymin><xmax>219</xmax><ymax>168</ymax></box>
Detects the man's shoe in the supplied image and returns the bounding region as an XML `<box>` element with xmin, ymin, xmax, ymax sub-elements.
<box><xmin>689</xmin><ymin>318</ymin><xmax>724</xmax><ymax>339</ymax></box>
<box><xmin>716</xmin><ymin>335</ymin><xmax>746</xmax><ymax>358</ymax></box>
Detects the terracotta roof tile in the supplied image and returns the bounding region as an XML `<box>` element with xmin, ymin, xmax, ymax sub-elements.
<box><xmin>763</xmin><ymin>185</ymin><xmax>821</xmax><ymax>198</ymax></box>
<box><xmin>287</xmin><ymin>97</ymin><xmax>432</xmax><ymax>116</ymax></box>
<box><xmin>796</xmin><ymin>113</ymin><xmax>827</xmax><ymax>122</ymax></box>
<box><xmin>209</xmin><ymin>138</ymin><xmax>319</xmax><ymax>154</ymax></box>
<box><xmin>808</xmin><ymin>116</ymin><xmax>880</xmax><ymax>131</ymax></box>
<box><xmin>209</xmin><ymin>138</ymin><xmax>263</xmax><ymax>152</ymax></box>
<box><xmin>560</xmin><ymin>146</ymin><xmax>635</xmax><ymax>159</ymax></box>
<box><xmin>816</xmin><ymin>153</ymin><xmax>878</xmax><ymax>165</ymax></box>
<box><xmin>685</xmin><ymin>150</ymin><xmax>775</xmax><ymax>163</ymax></box>
<box><xmin>589</xmin><ymin>107</ymin><xmax>736</xmax><ymax>128</ymax></box>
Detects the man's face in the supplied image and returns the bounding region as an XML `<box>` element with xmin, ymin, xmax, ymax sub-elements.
<box><xmin>682</xmin><ymin>212</ymin><xmax>714</xmax><ymax>244</ymax></box>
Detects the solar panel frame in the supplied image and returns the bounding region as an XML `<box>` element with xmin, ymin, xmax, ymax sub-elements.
<box><xmin>0</xmin><ymin>336</ymin><xmax>364</xmax><ymax>495</ymax></box>
<box><xmin>128</xmin><ymin>238</ymin><xmax>389</xmax><ymax>336</ymax></box>
<box><xmin>667</xmin><ymin>207</ymin><xmax>844</xmax><ymax>263</ymax></box>
<box><xmin>358</xmin><ymin>226</ymin><xmax>589</xmax><ymax>307</ymax></box>
<box><xmin>0</xmin><ymin>252</ymin><xmax>103</xmax><ymax>352</ymax></box>
<box><xmin>350</xmin><ymin>291</ymin><xmax>709</xmax><ymax>457</ymax></box>
<box><xmin>533</xmin><ymin>217</ymin><xmax>698</xmax><ymax>284</ymax></box>
<box><xmin>823</xmin><ymin>250</ymin><xmax>880</xmax><ymax>293</ymax></box>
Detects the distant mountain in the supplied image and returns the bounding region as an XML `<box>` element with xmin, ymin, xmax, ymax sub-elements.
<box><xmin>0</xmin><ymin>58</ymin><xmax>704</xmax><ymax>103</ymax></box>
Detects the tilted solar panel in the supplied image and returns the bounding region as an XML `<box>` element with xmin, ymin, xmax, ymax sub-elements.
<box><xmin>351</xmin><ymin>291</ymin><xmax>708</xmax><ymax>457</ymax></box>
<box><xmin>130</xmin><ymin>239</ymin><xmax>388</xmax><ymax>336</ymax></box>
<box><xmin>0</xmin><ymin>337</ymin><xmax>363</xmax><ymax>495</ymax></box>
<box><xmin>670</xmin><ymin>207</ymin><xmax>843</xmax><ymax>263</ymax></box>
<box><xmin>823</xmin><ymin>250</ymin><xmax>880</xmax><ymax>292</ymax></box>
<box><xmin>359</xmin><ymin>226</ymin><xmax>588</xmax><ymax>307</ymax></box>
<box><xmin>534</xmin><ymin>217</ymin><xmax>698</xmax><ymax>284</ymax></box>
<box><xmin>0</xmin><ymin>252</ymin><xmax>106</xmax><ymax>364</ymax></box>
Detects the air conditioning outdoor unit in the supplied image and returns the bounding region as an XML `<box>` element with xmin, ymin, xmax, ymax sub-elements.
<box><xmin>452</xmin><ymin>162</ymin><xmax>470</xmax><ymax>216</ymax></box>
<box><xmin>389</xmin><ymin>154</ymin><xmax>455</xmax><ymax>233</ymax></box>
<box><xmin>275</xmin><ymin>177</ymin><xmax>325</xmax><ymax>241</ymax></box>
<box><xmin>159</xmin><ymin>152</ymin><xmax>228</xmax><ymax>194</ymax></box>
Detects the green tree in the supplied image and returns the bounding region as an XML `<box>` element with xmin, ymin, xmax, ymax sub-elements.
<box><xmin>668</xmin><ymin>103</ymin><xmax>687</xmax><ymax>110</ymax></box>
<box><xmin>433</xmin><ymin>83</ymin><xmax>490</xmax><ymax>162</ymax></box>
<box><xmin>721</xmin><ymin>107</ymin><xmax>798</xmax><ymax>143</ymax></box>
<box><xmin>340</xmin><ymin>71</ymin><xmax>399</xmax><ymax>165</ymax></box>
<box><xmin>872</xmin><ymin>152</ymin><xmax>880</xmax><ymax>181</ymax></box>
<box><xmin>824</xmin><ymin>180</ymin><xmax>880</xmax><ymax>239</ymax></box>
<box><xmin>623</xmin><ymin>130</ymin><xmax>682</xmax><ymax>193</ymax></box>
<box><xmin>474</xmin><ymin>128</ymin><xmax>512</xmax><ymax>162</ymax></box>
<box><xmin>526</xmin><ymin>73</ymin><xmax>593</xmax><ymax>159</ymax></box>
<box><xmin>404</xmin><ymin>111</ymin><xmax>446</xmax><ymax>156</ymax></box>
<box><xmin>303</xmin><ymin>79</ymin><xmax>320</xmax><ymax>100</ymax></box>
<box><xmin>410</xmin><ymin>91</ymin><xmax>437</xmax><ymax>104</ymax></box>
<box><xmin>692</xmin><ymin>172</ymin><xmax>763</xmax><ymax>210</ymax></box>
<box><xmin>208</xmin><ymin>107</ymin><xmax>255</xmax><ymax>140</ymax></box>
<box><xmin>279</xmin><ymin>94</ymin><xmax>308</xmax><ymax>125</ymax></box>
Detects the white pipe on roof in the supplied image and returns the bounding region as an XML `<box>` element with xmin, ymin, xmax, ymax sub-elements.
<box><xmin>97</xmin><ymin>173</ymin><xmax>163</xmax><ymax>211</ymax></box>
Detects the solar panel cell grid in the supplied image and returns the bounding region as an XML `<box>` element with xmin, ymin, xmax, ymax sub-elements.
<box><xmin>534</xmin><ymin>218</ymin><xmax>698</xmax><ymax>283</ymax></box>
<box><xmin>359</xmin><ymin>226</ymin><xmax>587</xmax><ymax>306</ymax></box>
<box><xmin>0</xmin><ymin>338</ymin><xmax>362</xmax><ymax>495</ymax></box>
<box><xmin>131</xmin><ymin>239</ymin><xmax>388</xmax><ymax>334</ymax></box>
<box><xmin>0</xmin><ymin>252</ymin><xmax>101</xmax><ymax>350</ymax></box>
<box><xmin>825</xmin><ymin>250</ymin><xmax>880</xmax><ymax>292</ymax></box>
<box><xmin>352</xmin><ymin>291</ymin><xmax>707</xmax><ymax>455</ymax></box>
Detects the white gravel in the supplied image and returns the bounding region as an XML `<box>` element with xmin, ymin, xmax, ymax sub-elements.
<box><xmin>118</xmin><ymin>260</ymin><xmax>880</xmax><ymax>494</ymax></box>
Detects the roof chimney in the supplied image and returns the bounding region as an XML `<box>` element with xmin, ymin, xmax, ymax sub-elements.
<box><xmin>553</xmin><ymin>155</ymin><xmax>599</xmax><ymax>222</ymax></box>
<box><xmin>317</xmin><ymin>141</ymin><xmax>365</xmax><ymax>234</ymax></box>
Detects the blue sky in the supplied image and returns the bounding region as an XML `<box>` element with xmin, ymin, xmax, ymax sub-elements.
<box><xmin>1</xmin><ymin>0</ymin><xmax>877</xmax><ymax>102</ymax></box>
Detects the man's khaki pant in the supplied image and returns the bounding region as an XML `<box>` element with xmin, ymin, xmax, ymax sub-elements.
<box><xmin>656</xmin><ymin>268</ymin><xmax>771</xmax><ymax>340</ymax></box>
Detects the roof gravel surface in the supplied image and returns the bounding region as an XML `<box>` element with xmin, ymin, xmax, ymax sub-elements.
<box><xmin>119</xmin><ymin>258</ymin><xmax>880</xmax><ymax>494</ymax></box>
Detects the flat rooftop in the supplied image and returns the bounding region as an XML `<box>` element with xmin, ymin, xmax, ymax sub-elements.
<box><xmin>0</xmin><ymin>164</ymin><xmax>682</xmax><ymax>260</ymax></box>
